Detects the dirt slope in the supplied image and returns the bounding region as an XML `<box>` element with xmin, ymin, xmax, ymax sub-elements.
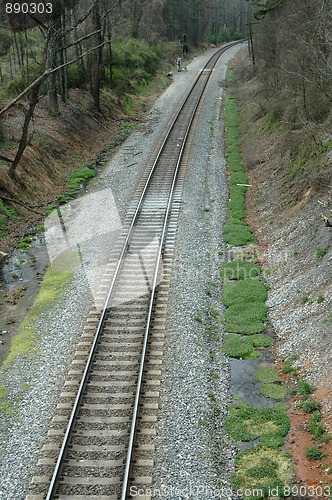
<box><xmin>0</xmin><ymin>89</ymin><xmax>138</xmax><ymax>256</ymax></box>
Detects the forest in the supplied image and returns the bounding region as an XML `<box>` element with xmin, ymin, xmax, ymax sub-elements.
<box><xmin>0</xmin><ymin>0</ymin><xmax>248</xmax><ymax>179</ymax></box>
<box><xmin>0</xmin><ymin>0</ymin><xmax>332</xmax><ymax>240</ymax></box>
<box><xmin>243</xmin><ymin>0</ymin><xmax>332</xmax><ymax>200</ymax></box>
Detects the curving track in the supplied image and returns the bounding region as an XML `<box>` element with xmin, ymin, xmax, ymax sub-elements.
<box><xmin>26</xmin><ymin>41</ymin><xmax>240</xmax><ymax>500</ymax></box>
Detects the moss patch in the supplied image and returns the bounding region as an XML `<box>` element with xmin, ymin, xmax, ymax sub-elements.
<box><xmin>231</xmin><ymin>446</ymin><xmax>293</xmax><ymax>499</ymax></box>
<box><xmin>2</xmin><ymin>265</ymin><xmax>72</xmax><ymax>368</ymax></box>
<box><xmin>225</xmin><ymin>402</ymin><xmax>290</xmax><ymax>443</ymax></box>
<box><xmin>255</xmin><ymin>368</ymin><xmax>278</xmax><ymax>383</ymax></box>
<box><xmin>221</xmin><ymin>333</ymin><xmax>259</xmax><ymax>359</ymax></box>
<box><xmin>224</xmin><ymin>218</ymin><xmax>254</xmax><ymax>247</ymax></box>
<box><xmin>260</xmin><ymin>383</ymin><xmax>288</xmax><ymax>400</ymax></box>
<box><xmin>221</xmin><ymin>261</ymin><xmax>261</xmax><ymax>281</ymax></box>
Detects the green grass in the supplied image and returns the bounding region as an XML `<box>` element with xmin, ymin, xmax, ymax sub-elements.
<box><xmin>251</xmin><ymin>334</ymin><xmax>274</xmax><ymax>348</ymax></box>
<box><xmin>222</xmin><ymin>88</ymin><xmax>293</xmax><ymax>499</ymax></box>
<box><xmin>309</xmin><ymin>411</ymin><xmax>327</xmax><ymax>439</ymax></box>
<box><xmin>282</xmin><ymin>359</ymin><xmax>299</xmax><ymax>375</ymax></box>
<box><xmin>65</xmin><ymin>166</ymin><xmax>96</xmax><ymax>193</ymax></box>
<box><xmin>57</xmin><ymin>166</ymin><xmax>97</xmax><ymax>204</ymax></box>
<box><xmin>0</xmin><ymin>214</ymin><xmax>7</xmax><ymax>237</ymax></box>
<box><xmin>261</xmin><ymin>433</ymin><xmax>285</xmax><ymax>449</ymax></box>
<box><xmin>222</xmin><ymin>277</ymin><xmax>268</xmax><ymax>307</ymax></box>
<box><xmin>228</xmin><ymin>185</ymin><xmax>246</xmax><ymax>219</ymax></box>
<box><xmin>229</xmin><ymin>171</ymin><xmax>248</xmax><ymax>185</ymax></box>
<box><xmin>302</xmin><ymin>399</ymin><xmax>321</xmax><ymax>413</ymax></box>
<box><xmin>316</xmin><ymin>247</ymin><xmax>328</xmax><ymax>261</ymax></box>
<box><xmin>223</xmin><ymin>93</ymin><xmax>252</xmax><ymax>246</ymax></box>
<box><xmin>305</xmin><ymin>445</ymin><xmax>324</xmax><ymax>461</ymax></box>
<box><xmin>17</xmin><ymin>236</ymin><xmax>33</xmax><ymax>249</ymax></box>
<box><xmin>224</xmin><ymin>303</ymin><xmax>267</xmax><ymax>334</ymax></box>
<box><xmin>0</xmin><ymin>198</ymin><xmax>18</xmax><ymax>236</ymax></box>
<box><xmin>0</xmin><ymin>385</ymin><xmax>18</xmax><ymax>416</ymax></box>
<box><xmin>297</xmin><ymin>378</ymin><xmax>314</xmax><ymax>399</ymax></box>
<box><xmin>118</xmin><ymin>122</ymin><xmax>135</xmax><ymax>135</ymax></box>
<box><xmin>222</xmin><ymin>278</ymin><xmax>268</xmax><ymax>335</ymax></box>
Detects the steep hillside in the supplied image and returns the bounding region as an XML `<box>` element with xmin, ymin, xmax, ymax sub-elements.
<box><xmin>232</xmin><ymin>48</ymin><xmax>332</xmax><ymax>487</ymax></box>
<box><xmin>0</xmin><ymin>87</ymin><xmax>159</xmax><ymax>257</ymax></box>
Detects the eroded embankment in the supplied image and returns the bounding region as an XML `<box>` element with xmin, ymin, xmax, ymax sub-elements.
<box><xmin>231</xmin><ymin>49</ymin><xmax>332</xmax><ymax>490</ymax></box>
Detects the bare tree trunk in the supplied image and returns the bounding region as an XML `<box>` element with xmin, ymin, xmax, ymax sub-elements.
<box><xmin>48</xmin><ymin>19</ymin><xmax>60</xmax><ymax>116</ymax></box>
<box><xmin>91</xmin><ymin>0</ymin><xmax>102</xmax><ymax>112</ymax></box>
<box><xmin>59</xmin><ymin>11</ymin><xmax>69</xmax><ymax>103</ymax></box>
<box><xmin>248</xmin><ymin>21</ymin><xmax>255</xmax><ymax>65</ymax></box>
<box><xmin>8</xmin><ymin>84</ymin><xmax>40</xmax><ymax>179</ymax></box>
<box><xmin>70</xmin><ymin>6</ymin><xmax>85</xmax><ymax>85</ymax></box>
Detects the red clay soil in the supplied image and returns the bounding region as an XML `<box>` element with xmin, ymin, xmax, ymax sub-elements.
<box><xmin>283</xmin><ymin>385</ymin><xmax>332</xmax><ymax>489</ymax></box>
<box><xmin>244</xmin><ymin>129</ymin><xmax>332</xmax><ymax>495</ymax></box>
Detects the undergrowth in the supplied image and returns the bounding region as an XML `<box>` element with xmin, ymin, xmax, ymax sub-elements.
<box><xmin>57</xmin><ymin>166</ymin><xmax>96</xmax><ymax>204</ymax></box>
<box><xmin>0</xmin><ymin>199</ymin><xmax>18</xmax><ymax>237</ymax></box>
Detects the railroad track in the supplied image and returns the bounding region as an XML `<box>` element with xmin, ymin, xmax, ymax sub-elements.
<box><xmin>26</xmin><ymin>41</ymin><xmax>240</xmax><ymax>500</ymax></box>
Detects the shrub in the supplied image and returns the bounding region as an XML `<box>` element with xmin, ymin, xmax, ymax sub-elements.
<box><xmin>305</xmin><ymin>445</ymin><xmax>323</xmax><ymax>461</ymax></box>
<box><xmin>297</xmin><ymin>378</ymin><xmax>314</xmax><ymax>399</ymax></box>
<box><xmin>302</xmin><ymin>399</ymin><xmax>321</xmax><ymax>413</ymax></box>
<box><xmin>110</xmin><ymin>37</ymin><xmax>160</xmax><ymax>96</ymax></box>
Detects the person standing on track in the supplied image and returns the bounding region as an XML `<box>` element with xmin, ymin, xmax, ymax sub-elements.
<box><xmin>177</xmin><ymin>55</ymin><xmax>182</xmax><ymax>72</ymax></box>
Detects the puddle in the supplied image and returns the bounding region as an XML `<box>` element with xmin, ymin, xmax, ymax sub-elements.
<box><xmin>230</xmin><ymin>345</ymin><xmax>283</xmax><ymax>451</ymax></box>
<box><xmin>230</xmin><ymin>356</ymin><xmax>276</xmax><ymax>408</ymax></box>
<box><xmin>0</xmin><ymin>234</ymin><xmax>50</xmax><ymax>366</ymax></box>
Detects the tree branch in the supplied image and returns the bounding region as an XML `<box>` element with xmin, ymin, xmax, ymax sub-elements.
<box><xmin>0</xmin><ymin>155</ymin><xmax>14</xmax><ymax>163</ymax></box>
<box><xmin>57</xmin><ymin>29</ymin><xmax>102</xmax><ymax>52</ymax></box>
<box><xmin>0</xmin><ymin>39</ymin><xmax>112</xmax><ymax>118</ymax></box>
<box><xmin>0</xmin><ymin>196</ymin><xmax>45</xmax><ymax>215</ymax></box>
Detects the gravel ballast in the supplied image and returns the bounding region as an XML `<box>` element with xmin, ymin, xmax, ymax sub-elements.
<box><xmin>0</xmin><ymin>44</ymin><xmax>243</xmax><ymax>500</ymax></box>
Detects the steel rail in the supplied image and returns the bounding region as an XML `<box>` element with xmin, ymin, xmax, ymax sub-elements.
<box><xmin>120</xmin><ymin>41</ymin><xmax>241</xmax><ymax>499</ymax></box>
<box><xmin>45</xmin><ymin>41</ymin><xmax>240</xmax><ymax>500</ymax></box>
